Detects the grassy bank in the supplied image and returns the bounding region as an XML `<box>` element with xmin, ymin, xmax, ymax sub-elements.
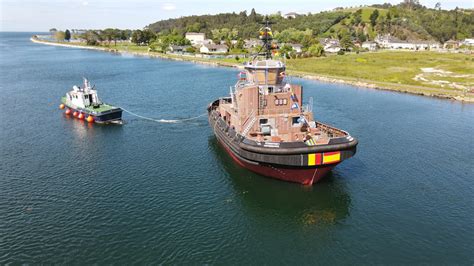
<box><xmin>32</xmin><ymin>37</ymin><xmax>474</xmax><ymax>102</ymax></box>
<box><xmin>287</xmin><ymin>52</ymin><xmax>472</xmax><ymax>87</ymax></box>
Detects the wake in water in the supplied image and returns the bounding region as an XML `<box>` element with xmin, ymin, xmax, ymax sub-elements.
<box><xmin>121</xmin><ymin>108</ymin><xmax>207</xmax><ymax>123</ymax></box>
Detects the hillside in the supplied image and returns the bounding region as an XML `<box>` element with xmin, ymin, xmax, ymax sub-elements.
<box><xmin>146</xmin><ymin>2</ymin><xmax>474</xmax><ymax>44</ymax></box>
<box><xmin>147</xmin><ymin>9</ymin><xmax>348</xmax><ymax>39</ymax></box>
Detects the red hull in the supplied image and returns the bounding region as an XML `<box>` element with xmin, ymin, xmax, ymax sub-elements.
<box><xmin>218</xmin><ymin>139</ymin><xmax>336</xmax><ymax>185</ymax></box>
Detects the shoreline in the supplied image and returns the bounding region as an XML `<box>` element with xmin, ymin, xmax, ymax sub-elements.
<box><xmin>30</xmin><ymin>37</ymin><xmax>474</xmax><ymax>103</ymax></box>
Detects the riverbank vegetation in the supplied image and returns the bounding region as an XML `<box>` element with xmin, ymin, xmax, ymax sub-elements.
<box><xmin>32</xmin><ymin>36</ymin><xmax>474</xmax><ymax>102</ymax></box>
<box><xmin>285</xmin><ymin>51</ymin><xmax>474</xmax><ymax>98</ymax></box>
<box><xmin>41</xmin><ymin>0</ymin><xmax>473</xmax><ymax>101</ymax></box>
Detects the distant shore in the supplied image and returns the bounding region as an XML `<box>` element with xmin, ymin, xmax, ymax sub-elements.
<box><xmin>30</xmin><ymin>37</ymin><xmax>474</xmax><ymax>103</ymax></box>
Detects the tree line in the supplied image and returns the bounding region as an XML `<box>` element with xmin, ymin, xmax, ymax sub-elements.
<box><xmin>50</xmin><ymin>0</ymin><xmax>473</xmax><ymax>57</ymax></box>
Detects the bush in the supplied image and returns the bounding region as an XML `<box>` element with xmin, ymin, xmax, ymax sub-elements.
<box><xmin>337</xmin><ymin>50</ymin><xmax>345</xmax><ymax>55</ymax></box>
<box><xmin>307</xmin><ymin>44</ymin><xmax>324</xmax><ymax>57</ymax></box>
<box><xmin>86</xmin><ymin>39</ymin><xmax>98</xmax><ymax>46</ymax></box>
<box><xmin>186</xmin><ymin>46</ymin><xmax>196</xmax><ymax>53</ymax></box>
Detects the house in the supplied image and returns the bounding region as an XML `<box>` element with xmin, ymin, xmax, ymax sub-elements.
<box><xmin>290</xmin><ymin>44</ymin><xmax>303</xmax><ymax>53</ymax></box>
<box><xmin>462</xmin><ymin>38</ymin><xmax>474</xmax><ymax>46</ymax></box>
<box><xmin>374</xmin><ymin>34</ymin><xmax>440</xmax><ymax>50</ymax></box>
<box><xmin>375</xmin><ymin>34</ymin><xmax>438</xmax><ymax>50</ymax></box>
<box><xmin>169</xmin><ymin>45</ymin><xmax>190</xmax><ymax>53</ymax></box>
<box><xmin>185</xmin><ymin>32</ymin><xmax>206</xmax><ymax>45</ymax></box>
<box><xmin>443</xmin><ymin>39</ymin><xmax>461</xmax><ymax>49</ymax></box>
<box><xmin>200</xmin><ymin>44</ymin><xmax>228</xmax><ymax>54</ymax></box>
<box><xmin>319</xmin><ymin>38</ymin><xmax>340</xmax><ymax>47</ymax></box>
<box><xmin>427</xmin><ymin>41</ymin><xmax>441</xmax><ymax>50</ymax></box>
<box><xmin>325</xmin><ymin>44</ymin><xmax>341</xmax><ymax>53</ymax></box>
<box><xmin>353</xmin><ymin>40</ymin><xmax>362</xmax><ymax>48</ymax></box>
<box><xmin>362</xmin><ymin>41</ymin><xmax>377</xmax><ymax>51</ymax></box>
<box><xmin>244</xmin><ymin>39</ymin><xmax>263</xmax><ymax>49</ymax></box>
<box><xmin>375</xmin><ymin>35</ymin><xmax>414</xmax><ymax>49</ymax></box>
<box><xmin>319</xmin><ymin>38</ymin><xmax>341</xmax><ymax>53</ymax></box>
<box><xmin>219</xmin><ymin>40</ymin><xmax>238</xmax><ymax>45</ymax></box>
<box><xmin>283</xmin><ymin>12</ymin><xmax>298</xmax><ymax>19</ymax></box>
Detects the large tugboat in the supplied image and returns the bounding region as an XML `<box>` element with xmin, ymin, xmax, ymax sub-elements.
<box><xmin>207</xmin><ymin>19</ymin><xmax>358</xmax><ymax>185</ymax></box>
<box><xmin>60</xmin><ymin>78</ymin><xmax>122</xmax><ymax>124</ymax></box>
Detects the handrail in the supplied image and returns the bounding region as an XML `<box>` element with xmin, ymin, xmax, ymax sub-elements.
<box><xmin>258</xmin><ymin>108</ymin><xmax>303</xmax><ymax>115</ymax></box>
<box><xmin>242</xmin><ymin>109</ymin><xmax>256</xmax><ymax>128</ymax></box>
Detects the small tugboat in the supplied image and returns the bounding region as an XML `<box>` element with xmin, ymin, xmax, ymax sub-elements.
<box><xmin>207</xmin><ymin>19</ymin><xmax>358</xmax><ymax>185</ymax></box>
<box><xmin>60</xmin><ymin>78</ymin><xmax>122</xmax><ymax>124</ymax></box>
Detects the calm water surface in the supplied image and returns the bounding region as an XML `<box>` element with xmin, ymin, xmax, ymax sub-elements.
<box><xmin>1</xmin><ymin>33</ymin><xmax>473</xmax><ymax>264</ymax></box>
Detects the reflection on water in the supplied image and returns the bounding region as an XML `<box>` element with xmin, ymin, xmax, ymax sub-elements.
<box><xmin>67</xmin><ymin>115</ymin><xmax>95</xmax><ymax>139</ymax></box>
<box><xmin>208</xmin><ymin>137</ymin><xmax>351</xmax><ymax>226</ymax></box>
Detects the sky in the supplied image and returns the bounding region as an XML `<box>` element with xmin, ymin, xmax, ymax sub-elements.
<box><xmin>1</xmin><ymin>0</ymin><xmax>472</xmax><ymax>31</ymax></box>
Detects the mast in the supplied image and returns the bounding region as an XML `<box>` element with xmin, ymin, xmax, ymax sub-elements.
<box><xmin>257</xmin><ymin>16</ymin><xmax>274</xmax><ymax>60</ymax></box>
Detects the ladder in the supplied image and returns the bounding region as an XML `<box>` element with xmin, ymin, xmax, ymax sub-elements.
<box><xmin>258</xmin><ymin>88</ymin><xmax>264</xmax><ymax>115</ymax></box>
<box><xmin>242</xmin><ymin>111</ymin><xmax>257</xmax><ymax>136</ymax></box>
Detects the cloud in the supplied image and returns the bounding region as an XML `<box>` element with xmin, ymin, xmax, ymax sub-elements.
<box><xmin>161</xmin><ymin>3</ymin><xmax>176</xmax><ymax>11</ymax></box>
<box><xmin>82</xmin><ymin>1</ymin><xmax>89</xmax><ymax>6</ymax></box>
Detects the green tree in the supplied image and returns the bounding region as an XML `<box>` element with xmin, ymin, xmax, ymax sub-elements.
<box><xmin>54</xmin><ymin>31</ymin><xmax>65</xmax><ymax>41</ymax></box>
<box><xmin>120</xmin><ymin>30</ymin><xmax>132</xmax><ymax>41</ymax></box>
<box><xmin>186</xmin><ymin>22</ymin><xmax>201</xmax><ymax>32</ymax></box>
<box><xmin>249</xmin><ymin>8</ymin><xmax>257</xmax><ymax>22</ymax></box>
<box><xmin>370</xmin><ymin>9</ymin><xmax>379</xmax><ymax>27</ymax></box>
<box><xmin>356</xmin><ymin>30</ymin><xmax>366</xmax><ymax>42</ymax></box>
<box><xmin>352</xmin><ymin>9</ymin><xmax>362</xmax><ymax>25</ymax></box>
<box><xmin>64</xmin><ymin>29</ymin><xmax>71</xmax><ymax>41</ymax></box>
<box><xmin>279</xmin><ymin>44</ymin><xmax>293</xmax><ymax>58</ymax></box>
<box><xmin>131</xmin><ymin>30</ymin><xmax>143</xmax><ymax>45</ymax></box>
<box><xmin>308</xmin><ymin>43</ymin><xmax>324</xmax><ymax>57</ymax></box>
<box><xmin>131</xmin><ymin>29</ymin><xmax>155</xmax><ymax>45</ymax></box>
<box><xmin>301</xmin><ymin>34</ymin><xmax>317</xmax><ymax>49</ymax></box>
<box><xmin>186</xmin><ymin>46</ymin><xmax>196</xmax><ymax>53</ymax></box>
<box><xmin>148</xmin><ymin>40</ymin><xmax>161</xmax><ymax>52</ymax></box>
<box><xmin>338</xmin><ymin>29</ymin><xmax>353</xmax><ymax>51</ymax></box>
<box><xmin>103</xmin><ymin>28</ymin><xmax>115</xmax><ymax>45</ymax></box>
<box><xmin>82</xmin><ymin>30</ymin><xmax>101</xmax><ymax>45</ymax></box>
<box><xmin>236</xmin><ymin>38</ymin><xmax>245</xmax><ymax>49</ymax></box>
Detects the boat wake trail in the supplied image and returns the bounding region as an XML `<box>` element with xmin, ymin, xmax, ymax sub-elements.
<box><xmin>121</xmin><ymin>108</ymin><xmax>207</xmax><ymax>123</ymax></box>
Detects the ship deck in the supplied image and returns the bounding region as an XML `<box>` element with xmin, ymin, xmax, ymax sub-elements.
<box><xmin>218</xmin><ymin>101</ymin><xmax>336</xmax><ymax>145</ymax></box>
<box><xmin>61</xmin><ymin>97</ymin><xmax>118</xmax><ymax>113</ymax></box>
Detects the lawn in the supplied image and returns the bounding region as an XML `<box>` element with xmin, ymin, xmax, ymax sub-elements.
<box><xmin>284</xmin><ymin>51</ymin><xmax>474</xmax><ymax>95</ymax></box>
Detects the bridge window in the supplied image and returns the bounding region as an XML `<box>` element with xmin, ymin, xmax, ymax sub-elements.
<box><xmin>292</xmin><ymin>117</ymin><xmax>300</xmax><ymax>126</ymax></box>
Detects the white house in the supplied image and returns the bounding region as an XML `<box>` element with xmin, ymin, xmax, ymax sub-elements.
<box><xmin>185</xmin><ymin>32</ymin><xmax>206</xmax><ymax>45</ymax></box>
<box><xmin>219</xmin><ymin>40</ymin><xmax>238</xmax><ymax>45</ymax></box>
<box><xmin>375</xmin><ymin>34</ymin><xmax>440</xmax><ymax>50</ymax></box>
<box><xmin>325</xmin><ymin>44</ymin><xmax>341</xmax><ymax>53</ymax></box>
<box><xmin>283</xmin><ymin>12</ymin><xmax>298</xmax><ymax>19</ymax></box>
<box><xmin>319</xmin><ymin>38</ymin><xmax>340</xmax><ymax>47</ymax></box>
<box><xmin>427</xmin><ymin>41</ymin><xmax>441</xmax><ymax>50</ymax></box>
<box><xmin>463</xmin><ymin>38</ymin><xmax>474</xmax><ymax>46</ymax></box>
<box><xmin>169</xmin><ymin>45</ymin><xmax>190</xmax><ymax>53</ymax></box>
<box><xmin>375</xmin><ymin>35</ymin><xmax>413</xmax><ymax>49</ymax></box>
<box><xmin>362</xmin><ymin>41</ymin><xmax>377</xmax><ymax>51</ymax></box>
<box><xmin>200</xmin><ymin>44</ymin><xmax>228</xmax><ymax>54</ymax></box>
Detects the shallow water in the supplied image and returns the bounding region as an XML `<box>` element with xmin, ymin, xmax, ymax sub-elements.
<box><xmin>1</xmin><ymin>32</ymin><xmax>473</xmax><ymax>264</ymax></box>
